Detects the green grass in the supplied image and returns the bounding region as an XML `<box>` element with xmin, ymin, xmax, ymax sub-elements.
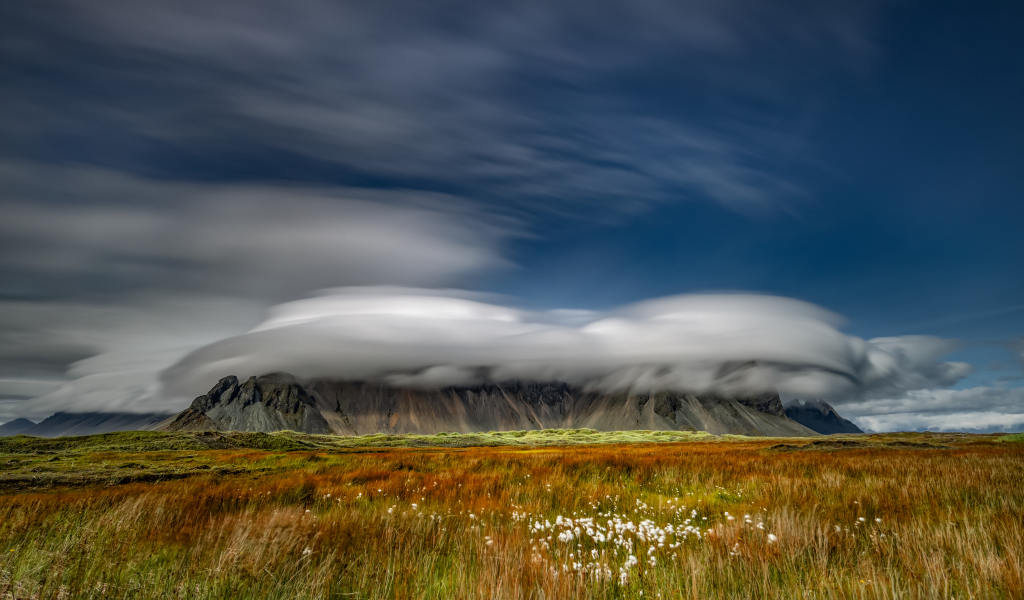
<box><xmin>0</xmin><ymin>430</ymin><xmax>210</xmax><ymax>453</ymax></box>
<box><xmin>0</xmin><ymin>427</ymin><xmax>1004</xmax><ymax>456</ymax></box>
<box><xmin>0</xmin><ymin>428</ymin><xmax>723</xmax><ymax>455</ymax></box>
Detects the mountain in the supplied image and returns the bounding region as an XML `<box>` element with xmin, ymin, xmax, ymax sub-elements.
<box><xmin>783</xmin><ymin>399</ymin><xmax>863</xmax><ymax>435</ymax></box>
<box><xmin>165</xmin><ymin>374</ymin><xmax>816</xmax><ymax>437</ymax></box>
<box><xmin>165</xmin><ymin>373</ymin><xmax>331</xmax><ymax>434</ymax></box>
<box><xmin>0</xmin><ymin>418</ymin><xmax>36</xmax><ymax>436</ymax></box>
<box><xmin>18</xmin><ymin>412</ymin><xmax>173</xmax><ymax>438</ymax></box>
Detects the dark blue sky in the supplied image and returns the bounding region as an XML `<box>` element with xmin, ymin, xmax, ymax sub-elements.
<box><xmin>484</xmin><ymin>0</ymin><xmax>1024</xmax><ymax>360</ymax></box>
<box><xmin>0</xmin><ymin>0</ymin><xmax>1021</xmax><ymax>427</ymax></box>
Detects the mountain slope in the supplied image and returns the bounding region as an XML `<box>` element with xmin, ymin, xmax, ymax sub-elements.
<box><xmin>784</xmin><ymin>399</ymin><xmax>863</xmax><ymax>434</ymax></box>
<box><xmin>166</xmin><ymin>375</ymin><xmax>816</xmax><ymax>437</ymax></box>
<box><xmin>0</xmin><ymin>418</ymin><xmax>36</xmax><ymax>437</ymax></box>
<box><xmin>19</xmin><ymin>413</ymin><xmax>172</xmax><ymax>438</ymax></box>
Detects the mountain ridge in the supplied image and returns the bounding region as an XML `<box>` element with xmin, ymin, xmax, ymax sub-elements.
<box><xmin>0</xmin><ymin>418</ymin><xmax>37</xmax><ymax>437</ymax></box>
<box><xmin>13</xmin><ymin>412</ymin><xmax>172</xmax><ymax>438</ymax></box>
<box><xmin>165</xmin><ymin>374</ymin><xmax>818</xmax><ymax>437</ymax></box>
<box><xmin>784</xmin><ymin>399</ymin><xmax>863</xmax><ymax>434</ymax></box>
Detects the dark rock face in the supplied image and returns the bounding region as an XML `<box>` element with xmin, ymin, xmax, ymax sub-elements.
<box><xmin>165</xmin><ymin>407</ymin><xmax>218</xmax><ymax>431</ymax></box>
<box><xmin>166</xmin><ymin>373</ymin><xmax>331</xmax><ymax>434</ymax></box>
<box><xmin>192</xmin><ymin>376</ymin><xmax>239</xmax><ymax>413</ymax></box>
<box><xmin>15</xmin><ymin>413</ymin><xmax>171</xmax><ymax>438</ymax></box>
<box><xmin>310</xmin><ymin>380</ymin><xmax>816</xmax><ymax>436</ymax></box>
<box><xmin>784</xmin><ymin>399</ymin><xmax>863</xmax><ymax>435</ymax></box>
<box><xmin>255</xmin><ymin>373</ymin><xmax>321</xmax><ymax>414</ymax></box>
<box><xmin>167</xmin><ymin>374</ymin><xmax>817</xmax><ymax>437</ymax></box>
<box><xmin>0</xmin><ymin>418</ymin><xmax>37</xmax><ymax>437</ymax></box>
<box><xmin>735</xmin><ymin>392</ymin><xmax>786</xmax><ymax>417</ymax></box>
<box><xmin>653</xmin><ymin>394</ymin><xmax>683</xmax><ymax>419</ymax></box>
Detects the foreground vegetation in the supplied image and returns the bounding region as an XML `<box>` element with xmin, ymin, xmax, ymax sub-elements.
<box><xmin>0</xmin><ymin>428</ymin><xmax>720</xmax><ymax>455</ymax></box>
<box><xmin>0</xmin><ymin>430</ymin><xmax>1022</xmax><ymax>599</ymax></box>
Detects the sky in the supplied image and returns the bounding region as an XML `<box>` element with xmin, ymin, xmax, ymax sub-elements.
<box><xmin>1</xmin><ymin>0</ymin><xmax>1022</xmax><ymax>432</ymax></box>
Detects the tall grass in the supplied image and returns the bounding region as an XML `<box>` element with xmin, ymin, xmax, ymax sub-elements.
<box><xmin>1</xmin><ymin>439</ymin><xmax>1022</xmax><ymax>599</ymax></box>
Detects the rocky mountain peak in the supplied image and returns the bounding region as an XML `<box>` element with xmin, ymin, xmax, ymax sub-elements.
<box><xmin>166</xmin><ymin>373</ymin><xmax>329</xmax><ymax>434</ymax></box>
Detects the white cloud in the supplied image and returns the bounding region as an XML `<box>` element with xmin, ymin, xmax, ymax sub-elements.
<box><xmin>856</xmin><ymin>336</ymin><xmax>972</xmax><ymax>399</ymax></box>
<box><xmin>0</xmin><ymin>162</ymin><xmax>512</xmax><ymax>300</ymax></box>
<box><xmin>842</xmin><ymin>384</ymin><xmax>1024</xmax><ymax>433</ymax></box>
<box><xmin>0</xmin><ymin>164</ymin><xmax>513</xmax><ymax>419</ymax></box>
<box><xmin>857</xmin><ymin>411</ymin><xmax>1024</xmax><ymax>434</ymax></box>
<box><xmin>162</xmin><ymin>288</ymin><xmax>970</xmax><ymax>405</ymax></box>
<box><xmin>0</xmin><ymin>296</ymin><xmax>265</xmax><ymax>420</ymax></box>
<box><xmin>841</xmin><ymin>386</ymin><xmax>1024</xmax><ymax>432</ymax></box>
<box><xmin>842</xmin><ymin>386</ymin><xmax>1023</xmax><ymax>418</ymax></box>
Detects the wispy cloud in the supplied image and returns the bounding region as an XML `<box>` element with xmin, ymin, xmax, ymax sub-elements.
<box><xmin>1</xmin><ymin>0</ymin><xmax>884</xmax><ymax>216</ymax></box>
<box><xmin>0</xmin><ymin>162</ymin><xmax>512</xmax><ymax>301</ymax></box>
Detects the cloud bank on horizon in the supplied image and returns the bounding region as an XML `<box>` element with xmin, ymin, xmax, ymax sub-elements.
<box><xmin>162</xmin><ymin>287</ymin><xmax>971</xmax><ymax>406</ymax></box>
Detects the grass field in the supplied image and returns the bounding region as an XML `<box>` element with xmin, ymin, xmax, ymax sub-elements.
<box><xmin>1</xmin><ymin>430</ymin><xmax>1022</xmax><ymax>599</ymax></box>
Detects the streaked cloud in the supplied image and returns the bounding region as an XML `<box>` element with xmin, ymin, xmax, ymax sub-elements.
<box><xmin>1</xmin><ymin>0</ymin><xmax>884</xmax><ymax>215</ymax></box>
<box><xmin>0</xmin><ymin>162</ymin><xmax>512</xmax><ymax>301</ymax></box>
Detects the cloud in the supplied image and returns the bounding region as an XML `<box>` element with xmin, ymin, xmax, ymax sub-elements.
<box><xmin>7</xmin><ymin>0</ymin><xmax>996</xmax><ymax>432</ymax></box>
<box><xmin>0</xmin><ymin>164</ymin><xmax>513</xmax><ymax>420</ymax></box>
<box><xmin>162</xmin><ymin>288</ymin><xmax>969</xmax><ymax>404</ymax></box>
<box><xmin>0</xmin><ymin>162</ymin><xmax>512</xmax><ymax>302</ymax></box>
<box><xmin>1</xmin><ymin>0</ymin><xmax>884</xmax><ymax>215</ymax></box>
<box><xmin>855</xmin><ymin>336</ymin><xmax>972</xmax><ymax>398</ymax></box>
<box><xmin>850</xmin><ymin>386</ymin><xmax>1024</xmax><ymax>433</ymax></box>
<box><xmin>844</xmin><ymin>386</ymin><xmax>1024</xmax><ymax>418</ymax></box>
<box><xmin>832</xmin><ymin>341</ymin><xmax>1024</xmax><ymax>432</ymax></box>
<box><xmin>0</xmin><ymin>296</ymin><xmax>266</xmax><ymax>420</ymax></box>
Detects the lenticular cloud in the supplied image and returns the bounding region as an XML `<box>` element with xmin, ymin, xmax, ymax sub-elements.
<box><xmin>161</xmin><ymin>287</ymin><xmax>968</xmax><ymax>402</ymax></box>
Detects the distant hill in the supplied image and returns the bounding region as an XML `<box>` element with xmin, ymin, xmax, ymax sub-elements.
<box><xmin>784</xmin><ymin>399</ymin><xmax>863</xmax><ymax>435</ymax></box>
<box><xmin>0</xmin><ymin>418</ymin><xmax>36</xmax><ymax>437</ymax></box>
<box><xmin>164</xmin><ymin>373</ymin><xmax>817</xmax><ymax>437</ymax></box>
<box><xmin>18</xmin><ymin>412</ymin><xmax>173</xmax><ymax>438</ymax></box>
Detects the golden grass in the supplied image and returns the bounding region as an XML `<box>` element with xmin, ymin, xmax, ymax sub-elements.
<box><xmin>1</xmin><ymin>437</ymin><xmax>1022</xmax><ymax>599</ymax></box>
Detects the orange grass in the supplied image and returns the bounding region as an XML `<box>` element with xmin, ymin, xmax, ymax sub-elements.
<box><xmin>1</xmin><ymin>439</ymin><xmax>1023</xmax><ymax>599</ymax></box>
